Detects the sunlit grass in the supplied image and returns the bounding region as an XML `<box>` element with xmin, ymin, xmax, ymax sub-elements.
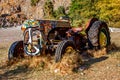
<box><xmin>5</xmin><ymin>50</ymin><xmax>82</xmax><ymax>75</ymax></box>
<box><xmin>0</xmin><ymin>32</ymin><xmax>120</xmax><ymax>79</ymax></box>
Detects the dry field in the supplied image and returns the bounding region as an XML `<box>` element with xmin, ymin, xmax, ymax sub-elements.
<box><xmin>0</xmin><ymin>27</ymin><xmax>120</xmax><ymax>80</ymax></box>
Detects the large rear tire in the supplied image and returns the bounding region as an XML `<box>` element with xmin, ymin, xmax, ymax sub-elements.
<box><xmin>55</xmin><ymin>40</ymin><xmax>76</xmax><ymax>62</ymax></box>
<box><xmin>8</xmin><ymin>40</ymin><xmax>24</xmax><ymax>61</ymax></box>
<box><xmin>87</xmin><ymin>21</ymin><xmax>111</xmax><ymax>49</ymax></box>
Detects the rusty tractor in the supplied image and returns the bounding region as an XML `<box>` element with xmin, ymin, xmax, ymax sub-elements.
<box><xmin>8</xmin><ymin>18</ymin><xmax>110</xmax><ymax>62</ymax></box>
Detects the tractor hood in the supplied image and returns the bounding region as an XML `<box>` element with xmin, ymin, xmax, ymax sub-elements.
<box><xmin>21</xmin><ymin>19</ymin><xmax>39</xmax><ymax>31</ymax></box>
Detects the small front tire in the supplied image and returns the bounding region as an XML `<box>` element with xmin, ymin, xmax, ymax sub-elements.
<box><xmin>55</xmin><ymin>40</ymin><xmax>76</xmax><ymax>62</ymax></box>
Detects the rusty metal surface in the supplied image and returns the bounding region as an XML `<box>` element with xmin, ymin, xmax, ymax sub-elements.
<box><xmin>38</xmin><ymin>20</ymin><xmax>71</xmax><ymax>28</ymax></box>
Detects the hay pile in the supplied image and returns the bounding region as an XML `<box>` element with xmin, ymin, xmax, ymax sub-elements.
<box><xmin>50</xmin><ymin>50</ymin><xmax>83</xmax><ymax>75</ymax></box>
<box><xmin>7</xmin><ymin>50</ymin><xmax>83</xmax><ymax>75</ymax></box>
<box><xmin>6</xmin><ymin>44</ymin><xmax>118</xmax><ymax>75</ymax></box>
<box><xmin>87</xmin><ymin>48</ymin><xmax>107</xmax><ymax>58</ymax></box>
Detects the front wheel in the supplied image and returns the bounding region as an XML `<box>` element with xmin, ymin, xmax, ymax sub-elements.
<box><xmin>55</xmin><ymin>40</ymin><xmax>76</xmax><ymax>62</ymax></box>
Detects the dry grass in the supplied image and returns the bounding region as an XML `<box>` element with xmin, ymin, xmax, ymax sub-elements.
<box><xmin>86</xmin><ymin>42</ymin><xmax>120</xmax><ymax>58</ymax></box>
<box><xmin>49</xmin><ymin>50</ymin><xmax>83</xmax><ymax>75</ymax></box>
<box><xmin>0</xmin><ymin>28</ymin><xmax>120</xmax><ymax>80</ymax></box>
<box><xmin>5</xmin><ymin>50</ymin><xmax>83</xmax><ymax>76</ymax></box>
<box><xmin>2</xmin><ymin>42</ymin><xmax>119</xmax><ymax>78</ymax></box>
<box><xmin>87</xmin><ymin>48</ymin><xmax>107</xmax><ymax>58</ymax></box>
<box><xmin>1</xmin><ymin>44</ymin><xmax>119</xmax><ymax>80</ymax></box>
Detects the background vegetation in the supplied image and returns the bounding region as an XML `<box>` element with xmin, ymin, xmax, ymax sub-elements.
<box><xmin>43</xmin><ymin>0</ymin><xmax>54</xmax><ymax>19</ymax></box>
<box><xmin>42</xmin><ymin>0</ymin><xmax>120</xmax><ymax>28</ymax></box>
<box><xmin>69</xmin><ymin>0</ymin><xmax>120</xmax><ymax>27</ymax></box>
<box><xmin>31</xmin><ymin>0</ymin><xmax>40</xmax><ymax>6</ymax></box>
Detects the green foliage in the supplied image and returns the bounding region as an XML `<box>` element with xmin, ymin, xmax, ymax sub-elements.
<box><xmin>42</xmin><ymin>0</ymin><xmax>120</xmax><ymax>27</ymax></box>
<box><xmin>43</xmin><ymin>0</ymin><xmax>54</xmax><ymax>19</ymax></box>
<box><xmin>54</xmin><ymin>6</ymin><xmax>67</xmax><ymax>19</ymax></box>
<box><xmin>95</xmin><ymin>0</ymin><xmax>120</xmax><ymax>27</ymax></box>
<box><xmin>43</xmin><ymin>1</ymin><xmax>68</xmax><ymax>20</ymax></box>
<box><xmin>69</xmin><ymin>0</ymin><xmax>98</xmax><ymax>27</ymax></box>
<box><xmin>69</xmin><ymin>0</ymin><xmax>120</xmax><ymax>28</ymax></box>
<box><xmin>31</xmin><ymin>0</ymin><xmax>40</xmax><ymax>6</ymax></box>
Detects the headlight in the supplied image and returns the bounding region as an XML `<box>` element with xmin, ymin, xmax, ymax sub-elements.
<box><xmin>21</xmin><ymin>25</ymin><xmax>26</xmax><ymax>32</ymax></box>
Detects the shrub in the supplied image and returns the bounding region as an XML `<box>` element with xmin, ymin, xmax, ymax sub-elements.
<box><xmin>54</xmin><ymin>6</ymin><xmax>67</xmax><ymax>19</ymax></box>
<box><xmin>31</xmin><ymin>0</ymin><xmax>40</xmax><ymax>6</ymax></box>
<box><xmin>43</xmin><ymin>0</ymin><xmax>54</xmax><ymax>19</ymax></box>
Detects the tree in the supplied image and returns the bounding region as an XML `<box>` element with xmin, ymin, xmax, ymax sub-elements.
<box><xmin>43</xmin><ymin>0</ymin><xmax>54</xmax><ymax>19</ymax></box>
<box><xmin>54</xmin><ymin>6</ymin><xmax>67</xmax><ymax>19</ymax></box>
<box><xmin>69</xmin><ymin>0</ymin><xmax>120</xmax><ymax>27</ymax></box>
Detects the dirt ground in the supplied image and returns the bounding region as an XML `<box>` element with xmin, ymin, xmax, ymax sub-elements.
<box><xmin>0</xmin><ymin>27</ymin><xmax>120</xmax><ymax>80</ymax></box>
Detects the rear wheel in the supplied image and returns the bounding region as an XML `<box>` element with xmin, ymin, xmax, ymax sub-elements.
<box><xmin>87</xmin><ymin>21</ymin><xmax>110</xmax><ymax>49</ymax></box>
<box><xmin>8</xmin><ymin>41</ymin><xmax>24</xmax><ymax>61</ymax></box>
<box><xmin>55</xmin><ymin>40</ymin><xmax>76</xmax><ymax>62</ymax></box>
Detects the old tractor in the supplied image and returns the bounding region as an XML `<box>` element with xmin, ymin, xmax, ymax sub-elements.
<box><xmin>8</xmin><ymin>18</ymin><xmax>110</xmax><ymax>62</ymax></box>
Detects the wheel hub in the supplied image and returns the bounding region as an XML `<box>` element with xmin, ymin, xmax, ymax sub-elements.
<box><xmin>65</xmin><ymin>46</ymin><xmax>73</xmax><ymax>53</ymax></box>
<box><xmin>99</xmin><ymin>31</ymin><xmax>107</xmax><ymax>47</ymax></box>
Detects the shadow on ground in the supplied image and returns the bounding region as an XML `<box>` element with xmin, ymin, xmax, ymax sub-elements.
<box><xmin>108</xmin><ymin>43</ymin><xmax>120</xmax><ymax>52</ymax></box>
<box><xmin>77</xmin><ymin>43</ymin><xmax>120</xmax><ymax>71</ymax></box>
<box><xmin>0</xmin><ymin>65</ymin><xmax>31</xmax><ymax>80</ymax></box>
<box><xmin>84</xmin><ymin>56</ymin><xmax>108</xmax><ymax>66</ymax></box>
<box><xmin>73</xmin><ymin>55</ymin><xmax>108</xmax><ymax>72</ymax></box>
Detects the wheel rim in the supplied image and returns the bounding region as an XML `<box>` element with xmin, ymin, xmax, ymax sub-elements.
<box><xmin>99</xmin><ymin>31</ymin><xmax>107</xmax><ymax>47</ymax></box>
<box><xmin>65</xmin><ymin>46</ymin><xmax>74</xmax><ymax>53</ymax></box>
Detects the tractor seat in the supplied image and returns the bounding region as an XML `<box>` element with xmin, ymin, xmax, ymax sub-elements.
<box><xmin>72</xmin><ymin>27</ymin><xmax>83</xmax><ymax>33</ymax></box>
<box><xmin>66</xmin><ymin>27</ymin><xmax>83</xmax><ymax>36</ymax></box>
